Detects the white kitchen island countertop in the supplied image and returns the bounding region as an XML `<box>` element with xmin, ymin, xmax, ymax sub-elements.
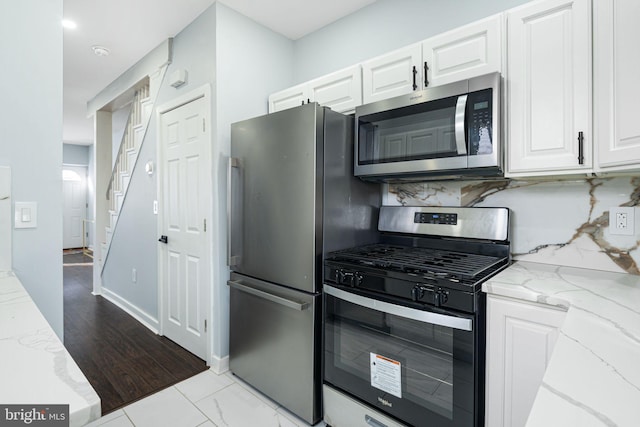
<box><xmin>483</xmin><ymin>261</ymin><xmax>640</xmax><ymax>427</ymax></box>
<box><xmin>0</xmin><ymin>271</ymin><xmax>101</xmax><ymax>426</ymax></box>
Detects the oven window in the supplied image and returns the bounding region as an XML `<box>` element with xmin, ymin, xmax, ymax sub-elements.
<box><xmin>324</xmin><ymin>292</ymin><xmax>476</xmax><ymax>427</ymax></box>
<box><xmin>358</xmin><ymin>96</ymin><xmax>460</xmax><ymax>165</ymax></box>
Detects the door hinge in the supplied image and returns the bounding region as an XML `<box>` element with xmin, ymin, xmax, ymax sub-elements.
<box><xmin>204</xmin><ymin>319</ymin><xmax>207</xmax><ymax>332</ymax></box>
<box><xmin>204</xmin><ymin>219</ymin><xmax>207</xmax><ymax>232</ymax></box>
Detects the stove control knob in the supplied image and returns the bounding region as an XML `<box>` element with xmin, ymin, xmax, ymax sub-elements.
<box><xmin>340</xmin><ymin>271</ymin><xmax>355</xmax><ymax>286</ymax></box>
<box><xmin>435</xmin><ymin>289</ymin><xmax>449</xmax><ymax>307</ymax></box>
<box><xmin>411</xmin><ymin>285</ymin><xmax>427</xmax><ymax>302</ymax></box>
<box><xmin>354</xmin><ymin>272</ymin><xmax>363</xmax><ymax>287</ymax></box>
<box><xmin>333</xmin><ymin>269</ymin><xmax>342</xmax><ymax>283</ymax></box>
<box><xmin>411</xmin><ymin>286</ymin><xmax>422</xmax><ymax>301</ymax></box>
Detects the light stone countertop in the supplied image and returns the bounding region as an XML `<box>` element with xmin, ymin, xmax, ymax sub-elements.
<box><xmin>482</xmin><ymin>261</ymin><xmax>640</xmax><ymax>427</ymax></box>
<box><xmin>0</xmin><ymin>271</ymin><xmax>101</xmax><ymax>426</ymax></box>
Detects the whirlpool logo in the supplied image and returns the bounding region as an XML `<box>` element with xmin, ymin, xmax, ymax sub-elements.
<box><xmin>377</xmin><ymin>396</ymin><xmax>393</xmax><ymax>408</ymax></box>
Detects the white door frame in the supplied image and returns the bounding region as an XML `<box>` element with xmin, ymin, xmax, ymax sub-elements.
<box><xmin>156</xmin><ymin>84</ymin><xmax>213</xmax><ymax>365</ymax></box>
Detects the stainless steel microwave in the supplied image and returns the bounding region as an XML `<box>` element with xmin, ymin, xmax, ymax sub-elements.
<box><xmin>354</xmin><ymin>72</ymin><xmax>502</xmax><ymax>181</ymax></box>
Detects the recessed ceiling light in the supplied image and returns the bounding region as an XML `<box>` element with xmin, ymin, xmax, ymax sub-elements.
<box><xmin>92</xmin><ymin>45</ymin><xmax>111</xmax><ymax>57</ymax></box>
<box><xmin>62</xmin><ymin>19</ymin><xmax>77</xmax><ymax>29</ymax></box>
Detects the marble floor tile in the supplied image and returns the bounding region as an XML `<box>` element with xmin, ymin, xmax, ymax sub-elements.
<box><xmin>196</xmin><ymin>383</ymin><xmax>299</xmax><ymax>427</ymax></box>
<box><xmin>123</xmin><ymin>386</ymin><xmax>207</xmax><ymax>427</ymax></box>
<box><xmin>176</xmin><ymin>369</ymin><xmax>234</xmax><ymax>403</ymax></box>
<box><xmin>223</xmin><ymin>371</ymin><xmax>279</xmax><ymax>409</ymax></box>
<box><xmin>84</xmin><ymin>410</ymin><xmax>133</xmax><ymax>427</ymax></box>
<box><xmin>86</xmin><ymin>369</ymin><xmax>324</xmax><ymax>427</ymax></box>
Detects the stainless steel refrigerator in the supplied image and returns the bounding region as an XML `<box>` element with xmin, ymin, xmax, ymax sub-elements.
<box><xmin>227</xmin><ymin>103</ymin><xmax>379</xmax><ymax>424</ymax></box>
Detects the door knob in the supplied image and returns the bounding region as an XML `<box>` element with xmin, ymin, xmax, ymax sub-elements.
<box><xmin>158</xmin><ymin>235</ymin><xmax>168</xmax><ymax>244</ymax></box>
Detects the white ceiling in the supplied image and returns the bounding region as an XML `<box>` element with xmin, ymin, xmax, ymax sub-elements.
<box><xmin>63</xmin><ymin>0</ymin><xmax>376</xmax><ymax>144</ymax></box>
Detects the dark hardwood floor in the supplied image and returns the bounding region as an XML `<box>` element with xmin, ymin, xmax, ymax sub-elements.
<box><xmin>63</xmin><ymin>252</ymin><xmax>207</xmax><ymax>414</ymax></box>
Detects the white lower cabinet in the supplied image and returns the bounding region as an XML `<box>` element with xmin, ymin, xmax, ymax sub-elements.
<box><xmin>485</xmin><ymin>295</ymin><xmax>567</xmax><ymax>427</ymax></box>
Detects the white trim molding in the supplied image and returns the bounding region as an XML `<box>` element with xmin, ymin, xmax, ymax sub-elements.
<box><xmin>101</xmin><ymin>287</ymin><xmax>160</xmax><ymax>334</ymax></box>
<box><xmin>210</xmin><ymin>355</ymin><xmax>229</xmax><ymax>374</ymax></box>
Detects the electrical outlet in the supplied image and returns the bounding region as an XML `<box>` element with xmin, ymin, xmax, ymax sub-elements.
<box><xmin>610</xmin><ymin>207</ymin><xmax>634</xmax><ymax>236</ymax></box>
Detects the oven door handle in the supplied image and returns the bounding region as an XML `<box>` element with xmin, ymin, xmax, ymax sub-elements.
<box><xmin>324</xmin><ymin>285</ymin><xmax>472</xmax><ymax>331</ymax></box>
<box><xmin>454</xmin><ymin>94</ymin><xmax>468</xmax><ymax>155</ymax></box>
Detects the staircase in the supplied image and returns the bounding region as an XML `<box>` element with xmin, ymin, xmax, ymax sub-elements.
<box><xmin>100</xmin><ymin>84</ymin><xmax>152</xmax><ymax>270</ymax></box>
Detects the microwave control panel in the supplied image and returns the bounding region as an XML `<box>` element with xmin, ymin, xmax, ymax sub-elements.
<box><xmin>414</xmin><ymin>212</ymin><xmax>458</xmax><ymax>225</ymax></box>
<box><xmin>468</xmin><ymin>88</ymin><xmax>493</xmax><ymax>155</ymax></box>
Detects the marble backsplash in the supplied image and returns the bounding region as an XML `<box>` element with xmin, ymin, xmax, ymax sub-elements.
<box><xmin>383</xmin><ymin>176</ymin><xmax>640</xmax><ymax>275</ymax></box>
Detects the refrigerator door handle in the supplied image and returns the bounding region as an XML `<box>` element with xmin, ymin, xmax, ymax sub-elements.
<box><xmin>227</xmin><ymin>157</ymin><xmax>241</xmax><ymax>266</ymax></box>
<box><xmin>228</xmin><ymin>280</ymin><xmax>310</xmax><ymax>311</ymax></box>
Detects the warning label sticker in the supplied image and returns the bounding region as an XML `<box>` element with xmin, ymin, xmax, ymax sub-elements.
<box><xmin>370</xmin><ymin>352</ymin><xmax>402</xmax><ymax>398</ymax></box>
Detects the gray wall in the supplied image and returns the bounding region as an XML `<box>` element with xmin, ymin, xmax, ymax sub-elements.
<box><xmin>0</xmin><ymin>1</ymin><xmax>64</xmax><ymax>337</ymax></box>
<box><xmin>63</xmin><ymin>143</ymin><xmax>90</xmax><ymax>166</ymax></box>
<box><xmin>101</xmin><ymin>5</ymin><xmax>221</xmax><ymax>319</ymax></box>
<box><xmin>292</xmin><ymin>0</ymin><xmax>532</xmax><ymax>83</ymax></box>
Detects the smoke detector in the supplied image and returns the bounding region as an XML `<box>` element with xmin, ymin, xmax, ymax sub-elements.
<box><xmin>92</xmin><ymin>45</ymin><xmax>110</xmax><ymax>57</ymax></box>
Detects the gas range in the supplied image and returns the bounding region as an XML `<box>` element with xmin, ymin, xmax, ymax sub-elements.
<box><xmin>324</xmin><ymin>206</ymin><xmax>511</xmax><ymax>314</ymax></box>
<box><xmin>322</xmin><ymin>206</ymin><xmax>510</xmax><ymax>427</ymax></box>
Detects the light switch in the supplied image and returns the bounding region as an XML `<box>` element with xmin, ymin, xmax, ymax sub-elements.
<box><xmin>21</xmin><ymin>207</ymin><xmax>31</xmax><ymax>222</ymax></box>
<box><xmin>15</xmin><ymin>202</ymin><xmax>37</xmax><ymax>229</ymax></box>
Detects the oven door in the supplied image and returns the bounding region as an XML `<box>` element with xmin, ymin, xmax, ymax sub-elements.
<box><xmin>324</xmin><ymin>284</ymin><xmax>481</xmax><ymax>427</ymax></box>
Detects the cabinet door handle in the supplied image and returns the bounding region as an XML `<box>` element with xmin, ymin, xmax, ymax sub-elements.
<box><xmin>578</xmin><ymin>131</ymin><xmax>584</xmax><ymax>165</ymax></box>
<box><xmin>412</xmin><ymin>66</ymin><xmax>418</xmax><ymax>90</ymax></box>
<box><xmin>424</xmin><ymin>61</ymin><xmax>429</xmax><ymax>87</ymax></box>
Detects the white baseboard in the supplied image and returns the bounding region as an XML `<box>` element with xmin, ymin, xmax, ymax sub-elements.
<box><xmin>101</xmin><ymin>287</ymin><xmax>159</xmax><ymax>334</ymax></box>
<box><xmin>210</xmin><ymin>355</ymin><xmax>229</xmax><ymax>374</ymax></box>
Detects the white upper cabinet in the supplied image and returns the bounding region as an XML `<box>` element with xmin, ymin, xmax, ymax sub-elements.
<box><xmin>361</xmin><ymin>15</ymin><xmax>504</xmax><ymax>105</ymax></box>
<box><xmin>422</xmin><ymin>14</ymin><xmax>503</xmax><ymax>87</ymax></box>
<box><xmin>268</xmin><ymin>83</ymin><xmax>307</xmax><ymax>113</ymax></box>
<box><xmin>361</xmin><ymin>44</ymin><xmax>422</xmax><ymax>104</ymax></box>
<box><xmin>269</xmin><ymin>65</ymin><xmax>362</xmax><ymax>114</ymax></box>
<box><xmin>309</xmin><ymin>65</ymin><xmax>362</xmax><ymax>114</ymax></box>
<box><xmin>506</xmin><ymin>0</ymin><xmax>592</xmax><ymax>176</ymax></box>
<box><xmin>594</xmin><ymin>0</ymin><xmax>640</xmax><ymax>171</ymax></box>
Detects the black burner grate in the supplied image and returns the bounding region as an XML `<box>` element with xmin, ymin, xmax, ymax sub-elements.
<box><xmin>329</xmin><ymin>244</ymin><xmax>507</xmax><ymax>281</ymax></box>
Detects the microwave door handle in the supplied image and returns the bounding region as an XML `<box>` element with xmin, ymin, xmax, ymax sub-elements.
<box><xmin>454</xmin><ymin>94</ymin><xmax>468</xmax><ymax>155</ymax></box>
<box><xmin>227</xmin><ymin>157</ymin><xmax>241</xmax><ymax>266</ymax></box>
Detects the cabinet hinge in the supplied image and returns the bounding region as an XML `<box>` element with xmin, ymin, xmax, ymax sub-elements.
<box><xmin>204</xmin><ymin>219</ymin><xmax>207</xmax><ymax>232</ymax></box>
<box><xmin>204</xmin><ymin>319</ymin><xmax>207</xmax><ymax>332</ymax></box>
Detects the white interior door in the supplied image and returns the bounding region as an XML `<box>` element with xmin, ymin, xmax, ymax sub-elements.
<box><xmin>62</xmin><ymin>165</ymin><xmax>87</xmax><ymax>249</ymax></box>
<box><xmin>159</xmin><ymin>96</ymin><xmax>209</xmax><ymax>360</ymax></box>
